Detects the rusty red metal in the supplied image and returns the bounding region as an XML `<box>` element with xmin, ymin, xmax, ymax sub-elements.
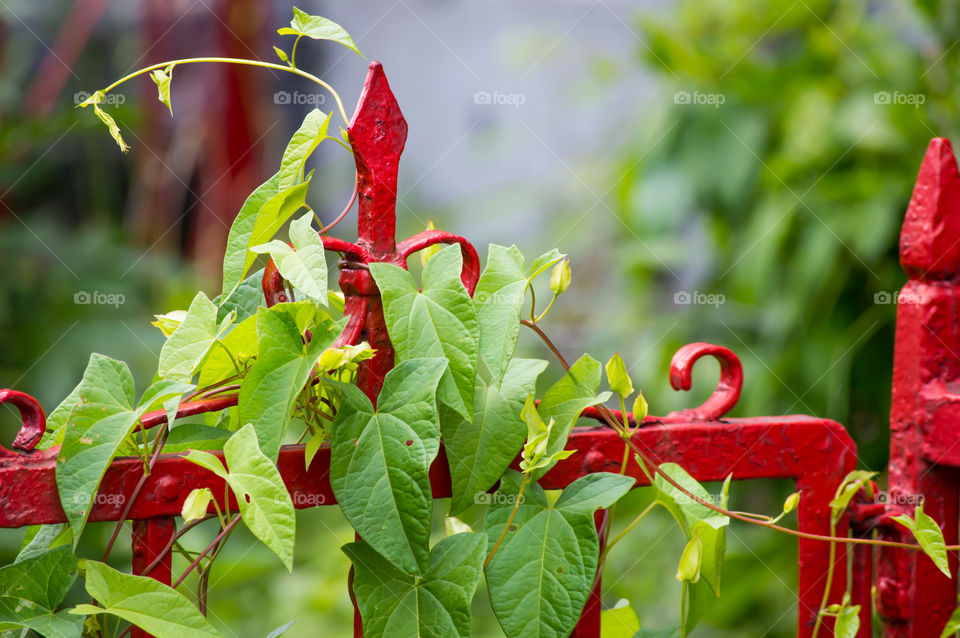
<box><xmin>4</xmin><ymin>60</ymin><xmax>957</xmax><ymax>638</ymax></box>
<box><xmin>872</xmin><ymin>138</ymin><xmax>960</xmax><ymax>637</ymax></box>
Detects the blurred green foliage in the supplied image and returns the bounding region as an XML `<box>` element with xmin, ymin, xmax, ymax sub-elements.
<box><xmin>0</xmin><ymin>1</ymin><xmax>957</xmax><ymax>636</ymax></box>
<box><xmin>612</xmin><ymin>0</ymin><xmax>960</xmax><ymax>471</ymax></box>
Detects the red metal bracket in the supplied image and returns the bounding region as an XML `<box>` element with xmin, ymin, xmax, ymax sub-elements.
<box><xmin>0</xmin><ymin>389</ymin><xmax>46</xmax><ymax>454</ymax></box>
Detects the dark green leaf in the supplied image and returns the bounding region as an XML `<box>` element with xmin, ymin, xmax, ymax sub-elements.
<box><xmin>344</xmin><ymin>532</ymin><xmax>486</xmax><ymax>637</ymax></box>
<box><xmin>370</xmin><ymin>244</ymin><xmax>478</xmax><ymax>420</ymax></box>
<box><xmin>444</xmin><ymin>358</ymin><xmax>547</xmax><ymax>515</ymax></box>
<box><xmin>331</xmin><ymin>358</ymin><xmax>447</xmax><ymax>575</ymax></box>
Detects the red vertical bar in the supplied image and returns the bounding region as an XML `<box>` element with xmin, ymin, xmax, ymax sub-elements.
<box><xmin>851</xmin><ymin>529</ymin><xmax>873</xmax><ymax>638</ymax></box>
<box><xmin>796</xmin><ymin>475</ymin><xmax>850</xmax><ymax>638</ymax></box>
<box><xmin>571</xmin><ymin>510</ymin><xmax>605</xmax><ymax>637</ymax></box>
<box><xmin>342</xmin><ymin>61</ymin><xmax>408</xmax><ymax>637</ymax></box>
<box><xmin>877</xmin><ymin>139</ymin><xmax>960</xmax><ymax>637</ymax></box>
<box><xmin>130</xmin><ymin>516</ymin><xmax>176</xmax><ymax>638</ymax></box>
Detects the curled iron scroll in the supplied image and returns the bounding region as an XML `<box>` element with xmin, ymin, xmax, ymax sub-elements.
<box><xmin>667</xmin><ymin>343</ymin><xmax>743</xmax><ymax>421</ymax></box>
<box><xmin>0</xmin><ymin>389</ymin><xmax>46</xmax><ymax>454</ymax></box>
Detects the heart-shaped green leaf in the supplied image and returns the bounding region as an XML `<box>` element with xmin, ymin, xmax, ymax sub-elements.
<box><xmin>330</xmin><ymin>358</ymin><xmax>447</xmax><ymax>575</ymax></box>
<box><xmin>370</xmin><ymin>244</ymin><xmax>478</xmax><ymax>420</ymax></box>
<box><xmin>344</xmin><ymin>532</ymin><xmax>486</xmax><ymax>637</ymax></box>
<box><xmin>72</xmin><ymin>561</ymin><xmax>221</xmax><ymax>637</ymax></box>
<box><xmin>484</xmin><ymin>471</ymin><xmax>634</xmax><ymax>638</ymax></box>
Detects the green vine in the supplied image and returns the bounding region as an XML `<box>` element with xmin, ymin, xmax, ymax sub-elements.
<box><xmin>0</xmin><ymin>6</ymin><xmax>953</xmax><ymax>638</ymax></box>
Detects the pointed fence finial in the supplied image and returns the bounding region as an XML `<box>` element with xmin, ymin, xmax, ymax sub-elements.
<box><xmin>900</xmin><ymin>138</ymin><xmax>960</xmax><ymax>279</ymax></box>
<box><xmin>347</xmin><ymin>61</ymin><xmax>407</xmax><ymax>259</ymax></box>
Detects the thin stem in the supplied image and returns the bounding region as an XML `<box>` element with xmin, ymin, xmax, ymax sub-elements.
<box><xmin>520</xmin><ymin>319</ymin><xmax>569</xmax><ymax>369</ymax></box>
<box><xmin>173</xmin><ymin>516</ymin><xmax>241</xmax><ymax>588</ymax></box>
<box><xmin>484</xmin><ymin>474</ymin><xmax>530</xmax><ymax>569</ymax></box>
<box><xmin>520</xmin><ymin>318</ymin><xmax>960</xmax><ymax>552</ymax></box>
<box><xmin>102</xmin><ymin>424</ymin><xmax>169</xmax><ymax>561</ymax></box>
<box><xmin>533</xmin><ymin>294</ymin><xmax>558</xmax><ymax>323</ymax></box>
<box><xmin>183</xmin><ymin>374</ymin><xmax>240</xmax><ymax>403</ymax></box>
<box><xmin>810</xmin><ymin>521</ymin><xmax>839</xmax><ymax>638</ymax></box>
<box><xmin>212</xmin><ymin>340</ymin><xmax>240</xmax><ymax>376</ymax></box>
<box><xmin>139</xmin><ymin>514</ymin><xmax>217</xmax><ymax>577</ymax></box>
<box><xmin>601</xmin><ymin>501</ymin><xmax>656</xmax><ymax>560</ymax></box>
<box><xmin>100</xmin><ymin>57</ymin><xmax>349</xmax><ymax>124</ymax></box>
<box><xmin>680</xmin><ymin>581</ymin><xmax>688</xmax><ymax>636</ymax></box>
<box><xmin>528</xmin><ymin>285</ymin><xmax>537</xmax><ymax>322</ymax></box>
<box><xmin>290</xmin><ymin>35</ymin><xmax>302</xmax><ymax>69</ymax></box>
<box><xmin>320</xmin><ymin>176</ymin><xmax>359</xmax><ymax>234</ymax></box>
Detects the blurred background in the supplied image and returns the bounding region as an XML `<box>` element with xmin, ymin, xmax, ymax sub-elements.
<box><xmin>1</xmin><ymin>0</ymin><xmax>958</xmax><ymax>635</ymax></box>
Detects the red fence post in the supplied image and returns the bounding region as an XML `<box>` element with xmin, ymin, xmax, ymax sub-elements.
<box><xmin>130</xmin><ymin>516</ymin><xmax>176</xmax><ymax>638</ymax></box>
<box><xmin>876</xmin><ymin>138</ymin><xmax>960</xmax><ymax>637</ymax></box>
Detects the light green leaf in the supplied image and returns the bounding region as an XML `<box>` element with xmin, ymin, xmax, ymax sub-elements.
<box><xmin>330</xmin><ymin>358</ymin><xmax>447</xmax><ymax>575</ymax></box>
<box><xmin>473</xmin><ymin>244</ymin><xmax>527</xmax><ymax>384</ymax></box>
<box><xmin>653</xmin><ymin>464</ymin><xmax>730</xmax><ymax>597</ymax></box>
<box><xmin>158</xmin><ymin>292</ymin><xmax>233</xmax><ymax>382</ymax></box>
<box><xmin>221</xmin><ymin>173</ymin><xmax>311</xmax><ymax>296</ymax></box>
<box><xmin>599</xmin><ymin>601</ymin><xmax>640</xmax><ymax>638</ymax></box>
<box><xmin>181</xmin><ymin>488</ymin><xmax>213</xmax><ymax>523</ymax></box>
<box><xmin>16</xmin><ymin>524</ymin><xmax>72</xmax><ymax>562</ymax></box>
<box><xmin>605</xmin><ymin>353</ymin><xmax>634</xmax><ymax>397</ymax></box>
<box><xmin>278</xmin><ymin>108</ymin><xmax>331</xmax><ymax>189</ymax></box>
<box><xmin>222</xmin><ymin>174</ymin><xmax>279</xmax><ymax>295</ymax></box>
<box><xmin>279</xmin><ymin>7</ymin><xmax>363</xmax><ymax>56</ymax></box>
<box><xmin>550</xmin><ymin>259</ymin><xmax>571</xmax><ymax>295</ymax></box>
<box><xmin>553</xmin><ymin>472</ymin><xmax>635</xmax><ymax>512</ymax></box>
<box><xmin>344</xmin><ymin>532</ymin><xmax>485</xmax><ymax>638</ymax></box>
<box><xmin>223</xmin><ymin>425</ymin><xmax>296</xmax><ymax>570</ymax></box>
<box><xmin>485</xmin><ymin>472</ymin><xmax>631</xmax><ymax>638</ymax></box>
<box><xmin>198</xmin><ymin>314</ymin><xmax>258</xmax><ymax>404</ymax></box>
<box><xmin>829</xmin><ymin>470</ymin><xmax>877</xmax><ymax>524</ymax></box>
<box><xmin>530</xmin><ymin>354</ymin><xmax>610</xmax><ymax>480</ymax></box>
<box><xmin>893</xmin><ymin>503</ymin><xmax>951</xmax><ymax>577</ymax></box>
<box><xmin>38</xmin><ymin>382</ymin><xmax>82</xmax><ymax>450</ymax></box>
<box><xmin>528</xmin><ymin>248</ymin><xmax>565</xmax><ymax>279</ymax></box>
<box><xmin>268</xmin><ymin>620</ymin><xmax>295</xmax><ymax>638</ymax></box>
<box><xmin>138</xmin><ymin>378</ymin><xmax>194</xmax><ymax>430</ymax></box>
<box><xmin>151</xmin><ymin>310</ymin><xmax>186</xmax><ymax>337</ymax></box>
<box><xmin>57</xmin><ymin>355</ymin><xmax>141</xmax><ymax>541</ymax></box>
<box><xmin>92</xmin><ymin>104</ymin><xmax>129</xmax><ymax>152</ymax></box>
<box><xmin>304</xmin><ymin>431</ymin><xmax>325</xmax><ymax>470</ymax></box>
<box><xmin>183</xmin><ymin>427</ymin><xmax>296</xmax><ymax>569</ymax></box>
<box><xmin>443</xmin><ymin>358</ymin><xmax>547</xmax><ymax>515</ymax></box>
<box><xmin>163</xmin><ymin>424</ymin><xmax>232</xmax><ymax>453</ymax></box>
<box><xmin>214</xmin><ymin>268</ymin><xmax>267</xmax><ymax>323</ymax></box>
<box><xmin>72</xmin><ymin>561</ymin><xmax>221</xmax><ymax>637</ymax></box>
<box><xmin>676</xmin><ymin>536</ymin><xmax>702</xmax><ymax>583</ymax></box>
<box><xmin>149</xmin><ymin>64</ymin><xmax>174</xmax><ymax>115</ymax></box>
<box><xmin>273</xmin><ymin>46</ymin><xmax>289</xmax><ymax>64</ymax></box>
<box><xmin>834</xmin><ymin>604</ymin><xmax>861</xmax><ymax>638</ymax></box>
<box><xmin>238</xmin><ymin>304</ymin><xmax>340</xmax><ymax>459</ymax></box>
<box><xmin>251</xmin><ymin>211</ymin><xmax>328</xmax><ymax>301</ymax></box>
<box><xmin>370</xmin><ymin>244</ymin><xmax>478</xmax><ymax>419</ymax></box>
<box><xmin>0</xmin><ymin>547</ymin><xmax>76</xmax><ymax>611</ymax></box>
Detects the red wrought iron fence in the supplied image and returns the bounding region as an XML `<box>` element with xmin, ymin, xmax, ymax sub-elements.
<box><xmin>0</xmin><ymin>61</ymin><xmax>958</xmax><ymax>638</ymax></box>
